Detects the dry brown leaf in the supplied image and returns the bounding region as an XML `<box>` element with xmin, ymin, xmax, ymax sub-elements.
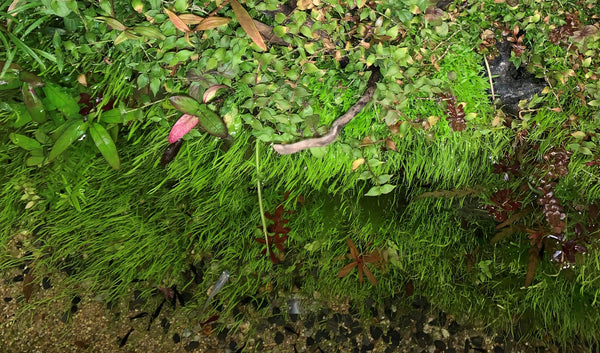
<box><xmin>196</xmin><ymin>17</ymin><xmax>231</xmax><ymax>31</ymax></box>
<box><xmin>164</xmin><ymin>8</ymin><xmax>190</xmax><ymax>32</ymax></box>
<box><xmin>23</xmin><ymin>271</ymin><xmax>35</xmax><ymax>303</ymax></box>
<box><xmin>525</xmin><ymin>246</ymin><xmax>541</xmax><ymax>287</ymax></box>
<box><xmin>253</xmin><ymin>20</ymin><xmax>288</xmax><ymax>45</ymax></box>
<box><xmin>229</xmin><ymin>0</ymin><xmax>266</xmax><ymax>51</ymax></box>
<box><xmin>179</xmin><ymin>13</ymin><xmax>205</xmax><ymax>25</ymax></box>
<box><xmin>385</xmin><ymin>138</ymin><xmax>397</xmax><ymax>152</ymax></box>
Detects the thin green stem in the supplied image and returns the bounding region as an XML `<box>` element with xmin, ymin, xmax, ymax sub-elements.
<box><xmin>256</xmin><ymin>139</ymin><xmax>270</xmax><ymax>258</ymax></box>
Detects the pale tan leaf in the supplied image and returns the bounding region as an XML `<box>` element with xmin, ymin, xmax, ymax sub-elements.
<box><xmin>179</xmin><ymin>13</ymin><xmax>204</xmax><ymax>25</ymax></box>
<box><xmin>351</xmin><ymin>158</ymin><xmax>365</xmax><ymax>171</ymax></box>
<box><xmin>195</xmin><ymin>16</ymin><xmax>231</xmax><ymax>31</ymax></box>
<box><xmin>96</xmin><ymin>16</ymin><xmax>127</xmax><ymax>31</ymax></box>
<box><xmin>164</xmin><ymin>8</ymin><xmax>190</xmax><ymax>32</ymax></box>
<box><xmin>229</xmin><ymin>0</ymin><xmax>266</xmax><ymax>51</ymax></box>
<box><xmin>77</xmin><ymin>74</ymin><xmax>88</xmax><ymax>87</ymax></box>
<box><xmin>385</xmin><ymin>138</ymin><xmax>397</xmax><ymax>152</ymax></box>
<box><xmin>203</xmin><ymin>84</ymin><xmax>230</xmax><ymax>103</ymax></box>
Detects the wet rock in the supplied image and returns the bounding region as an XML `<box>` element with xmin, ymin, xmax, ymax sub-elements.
<box><xmin>471</xmin><ymin>336</ymin><xmax>484</xmax><ymax>348</ymax></box>
<box><xmin>487</xmin><ymin>41</ymin><xmax>546</xmax><ymax>117</ymax></box>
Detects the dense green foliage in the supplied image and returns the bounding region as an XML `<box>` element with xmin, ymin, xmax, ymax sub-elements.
<box><xmin>1</xmin><ymin>0</ymin><xmax>600</xmax><ymax>347</ymax></box>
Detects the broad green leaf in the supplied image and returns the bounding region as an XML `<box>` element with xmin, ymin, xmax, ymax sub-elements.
<box><xmin>132</xmin><ymin>25</ymin><xmax>166</xmax><ymax>40</ymax></box>
<box><xmin>21</xmin><ymin>84</ymin><xmax>47</xmax><ymax>123</ymax></box>
<box><xmin>169</xmin><ymin>95</ymin><xmax>201</xmax><ymax>115</ymax></box>
<box><xmin>42</xmin><ymin>83</ymin><xmax>79</xmax><ymax>118</ymax></box>
<box><xmin>230</xmin><ymin>0</ymin><xmax>266</xmax><ymax>51</ymax></box>
<box><xmin>197</xmin><ymin>104</ymin><xmax>228</xmax><ymax>138</ymax></box>
<box><xmin>48</xmin><ymin>120</ymin><xmax>88</xmax><ymax>162</ymax></box>
<box><xmin>365</xmin><ymin>184</ymin><xmax>396</xmax><ymax>196</ymax></box>
<box><xmin>89</xmin><ymin>123</ymin><xmax>120</xmax><ymax>170</ymax></box>
<box><xmin>9</xmin><ymin>133</ymin><xmax>42</xmax><ymax>150</ymax></box>
<box><xmin>99</xmin><ymin>108</ymin><xmax>122</xmax><ymax>124</ymax></box>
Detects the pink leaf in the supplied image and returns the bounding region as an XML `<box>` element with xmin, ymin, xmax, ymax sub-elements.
<box><xmin>169</xmin><ymin>114</ymin><xmax>198</xmax><ymax>143</ymax></box>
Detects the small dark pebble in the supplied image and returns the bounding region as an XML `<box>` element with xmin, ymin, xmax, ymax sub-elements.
<box><xmin>172</xmin><ymin>333</ymin><xmax>181</xmax><ymax>343</ymax></box>
<box><xmin>272</xmin><ymin>306</ymin><xmax>281</xmax><ymax>315</ymax></box>
<box><xmin>289</xmin><ymin>313</ymin><xmax>299</xmax><ymax>322</ymax></box>
<box><xmin>71</xmin><ymin>296</ymin><xmax>81</xmax><ymax>305</ymax></box>
<box><xmin>446</xmin><ymin>348</ymin><xmax>457</xmax><ymax>353</ymax></box>
<box><xmin>315</xmin><ymin>329</ymin><xmax>329</xmax><ymax>343</ymax></box>
<box><xmin>326</xmin><ymin>318</ymin><xmax>337</xmax><ymax>332</ymax></box>
<box><xmin>398</xmin><ymin>314</ymin><xmax>412</xmax><ymax>328</ymax></box>
<box><xmin>70</xmin><ymin>305</ymin><xmax>78</xmax><ymax>314</ymax></box>
<box><xmin>370</xmin><ymin>326</ymin><xmax>383</xmax><ymax>340</ymax></box>
<box><xmin>229</xmin><ymin>341</ymin><xmax>237</xmax><ymax>351</ymax></box>
<box><xmin>362</xmin><ymin>340</ymin><xmax>375</xmax><ymax>351</ymax></box>
<box><xmin>267</xmin><ymin>315</ymin><xmax>285</xmax><ymax>326</ymax></box>
<box><xmin>411</xmin><ymin>295</ymin><xmax>429</xmax><ymax>310</ymax></box>
<box><xmin>256</xmin><ymin>322</ymin><xmax>268</xmax><ymax>332</ymax></box>
<box><xmin>385</xmin><ymin>347</ymin><xmax>395</xmax><ymax>353</ymax></box>
<box><xmin>493</xmin><ymin>346</ymin><xmax>504</xmax><ymax>353</ymax></box>
<box><xmin>217</xmin><ymin>327</ymin><xmax>229</xmax><ymax>341</ymax></box>
<box><xmin>389</xmin><ymin>329</ymin><xmax>402</xmax><ymax>345</ymax></box>
<box><xmin>4</xmin><ymin>297</ymin><xmax>12</xmax><ymax>303</ymax></box>
<box><xmin>185</xmin><ymin>341</ymin><xmax>199</xmax><ymax>351</ymax></box>
<box><xmin>471</xmin><ymin>336</ymin><xmax>484</xmax><ymax>348</ymax></box>
<box><xmin>414</xmin><ymin>331</ymin><xmax>432</xmax><ymax>347</ymax></box>
<box><xmin>434</xmin><ymin>340</ymin><xmax>446</xmax><ymax>351</ymax></box>
<box><xmin>274</xmin><ymin>332</ymin><xmax>284</xmax><ymax>344</ymax></box>
<box><xmin>284</xmin><ymin>325</ymin><xmax>298</xmax><ymax>336</ymax></box>
<box><xmin>42</xmin><ymin>277</ymin><xmax>52</xmax><ymax>289</ymax></box>
<box><xmin>12</xmin><ymin>275</ymin><xmax>24</xmax><ymax>282</ymax></box>
<box><xmin>429</xmin><ymin>311</ymin><xmax>447</xmax><ymax>327</ymax></box>
<box><xmin>306</xmin><ymin>336</ymin><xmax>315</xmax><ymax>346</ymax></box>
<box><xmin>336</xmin><ymin>334</ymin><xmax>346</xmax><ymax>343</ymax></box>
<box><xmin>448</xmin><ymin>320</ymin><xmax>461</xmax><ymax>335</ymax></box>
<box><xmin>161</xmin><ymin>318</ymin><xmax>170</xmax><ymax>334</ymax></box>
<box><xmin>304</xmin><ymin>315</ymin><xmax>315</xmax><ymax>329</ymax></box>
<box><xmin>369</xmin><ymin>305</ymin><xmax>378</xmax><ymax>318</ymax></box>
<box><xmin>464</xmin><ymin>338</ymin><xmax>471</xmax><ymax>353</ymax></box>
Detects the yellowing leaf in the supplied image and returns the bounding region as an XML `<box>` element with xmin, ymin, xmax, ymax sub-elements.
<box><xmin>229</xmin><ymin>0</ymin><xmax>266</xmax><ymax>51</ymax></box>
<box><xmin>195</xmin><ymin>16</ymin><xmax>231</xmax><ymax>31</ymax></box>
<box><xmin>164</xmin><ymin>8</ymin><xmax>190</xmax><ymax>32</ymax></box>
<box><xmin>95</xmin><ymin>16</ymin><xmax>127</xmax><ymax>31</ymax></box>
<box><xmin>351</xmin><ymin>158</ymin><xmax>365</xmax><ymax>171</ymax></box>
<box><xmin>571</xmin><ymin>131</ymin><xmax>586</xmax><ymax>139</ymax></box>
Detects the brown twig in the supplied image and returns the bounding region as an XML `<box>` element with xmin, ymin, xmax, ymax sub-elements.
<box><xmin>272</xmin><ymin>67</ymin><xmax>381</xmax><ymax>155</ymax></box>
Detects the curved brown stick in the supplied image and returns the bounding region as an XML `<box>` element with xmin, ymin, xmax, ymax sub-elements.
<box><xmin>272</xmin><ymin>67</ymin><xmax>381</xmax><ymax>155</ymax></box>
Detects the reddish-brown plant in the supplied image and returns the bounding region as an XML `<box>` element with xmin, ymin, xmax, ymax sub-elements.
<box><xmin>338</xmin><ymin>238</ymin><xmax>380</xmax><ymax>286</ymax></box>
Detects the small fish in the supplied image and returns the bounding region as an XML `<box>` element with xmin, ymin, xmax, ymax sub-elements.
<box><xmin>119</xmin><ymin>327</ymin><xmax>134</xmax><ymax>347</ymax></box>
<box><xmin>129</xmin><ymin>312</ymin><xmax>148</xmax><ymax>321</ymax></box>
<box><xmin>147</xmin><ymin>299</ymin><xmax>166</xmax><ymax>331</ymax></box>
<box><xmin>201</xmin><ymin>271</ymin><xmax>230</xmax><ymax>313</ymax></box>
